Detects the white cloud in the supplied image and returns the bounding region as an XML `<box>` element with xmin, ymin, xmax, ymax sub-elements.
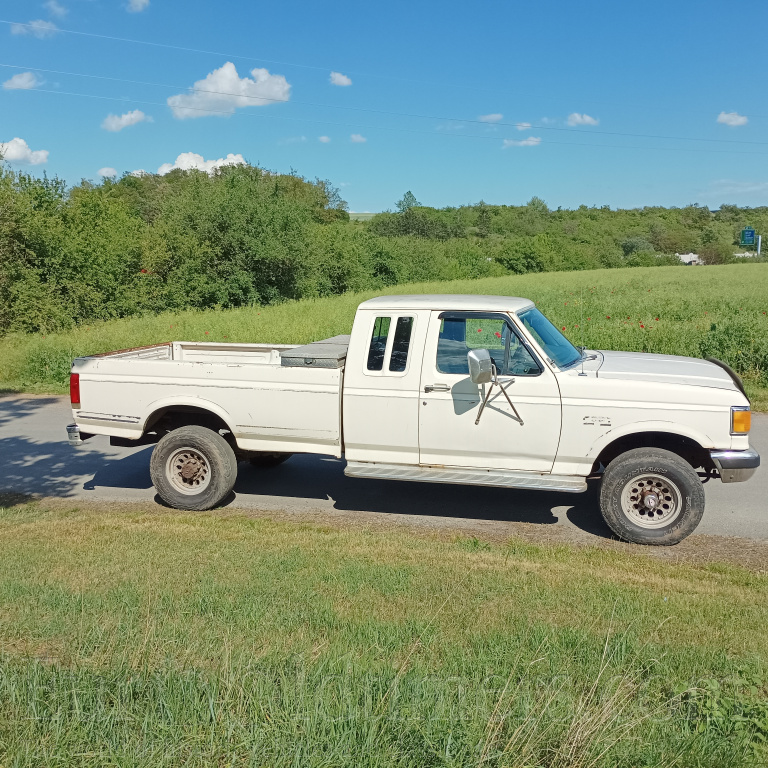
<box><xmin>3</xmin><ymin>72</ymin><xmax>42</xmax><ymax>90</ymax></box>
<box><xmin>702</xmin><ymin>179</ymin><xmax>768</xmax><ymax>197</ymax></box>
<box><xmin>478</xmin><ymin>113</ymin><xmax>503</xmax><ymax>123</ymax></box>
<box><xmin>44</xmin><ymin>1</ymin><xmax>67</xmax><ymax>17</ymax></box>
<box><xmin>318</xmin><ymin>135</ymin><xmax>331</xmax><ymax>143</ymax></box>
<box><xmin>717</xmin><ymin>111</ymin><xmax>748</xmax><ymax>127</ymax></box>
<box><xmin>10</xmin><ymin>20</ymin><xmax>59</xmax><ymax>38</ymax></box>
<box><xmin>167</xmin><ymin>62</ymin><xmax>290</xmax><ymax>119</ymax></box>
<box><xmin>156</xmin><ymin>152</ymin><xmax>246</xmax><ymax>176</ymax></box>
<box><xmin>127</xmin><ymin>0</ymin><xmax>149</xmax><ymax>11</ymax></box>
<box><xmin>516</xmin><ymin>122</ymin><xmax>532</xmax><ymax>131</ymax></box>
<box><xmin>567</xmin><ymin>112</ymin><xmax>599</xmax><ymax>126</ymax></box>
<box><xmin>502</xmin><ymin>137</ymin><xmax>542</xmax><ymax>148</ymax></box>
<box><xmin>0</xmin><ymin>137</ymin><xmax>49</xmax><ymax>165</ymax></box>
<box><xmin>350</xmin><ymin>134</ymin><xmax>367</xmax><ymax>143</ymax></box>
<box><xmin>330</xmin><ymin>71</ymin><xmax>352</xmax><ymax>86</ymax></box>
<box><xmin>98</xmin><ymin>167</ymin><xmax>117</xmax><ymax>178</ymax></box>
<box><xmin>101</xmin><ymin>109</ymin><xmax>152</xmax><ymax>132</ymax></box>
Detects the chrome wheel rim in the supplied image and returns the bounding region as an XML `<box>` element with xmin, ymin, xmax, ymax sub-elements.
<box><xmin>166</xmin><ymin>447</ymin><xmax>211</xmax><ymax>495</ymax></box>
<box><xmin>620</xmin><ymin>473</ymin><xmax>683</xmax><ymax>529</ymax></box>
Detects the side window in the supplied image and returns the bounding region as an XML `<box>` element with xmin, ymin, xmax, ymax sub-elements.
<box><xmin>367</xmin><ymin>316</ymin><xmax>390</xmax><ymax>371</ymax></box>
<box><xmin>507</xmin><ymin>334</ymin><xmax>541</xmax><ymax>376</ymax></box>
<box><xmin>436</xmin><ymin>315</ymin><xmax>541</xmax><ymax>376</ymax></box>
<box><xmin>389</xmin><ymin>317</ymin><xmax>414</xmax><ymax>372</ymax></box>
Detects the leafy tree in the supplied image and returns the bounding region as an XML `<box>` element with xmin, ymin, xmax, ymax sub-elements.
<box><xmin>2</xmin><ymin>159</ymin><xmax>767</xmax><ymax>337</ymax></box>
<box><xmin>396</xmin><ymin>191</ymin><xmax>421</xmax><ymax>213</ymax></box>
<box><xmin>621</xmin><ymin>236</ymin><xmax>655</xmax><ymax>257</ymax></box>
<box><xmin>476</xmin><ymin>201</ymin><xmax>491</xmax><ymax>238</ymax></box>
<box><xmin>526</xmin><ymin>196</ymin><xmax>549</xmax><ymax>214</ymax></box>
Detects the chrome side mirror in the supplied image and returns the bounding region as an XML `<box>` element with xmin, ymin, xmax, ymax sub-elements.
<box><xmin>468</xmin><ymin>349</ymin><xmax>494</xmax><ymax>384</ymax></box>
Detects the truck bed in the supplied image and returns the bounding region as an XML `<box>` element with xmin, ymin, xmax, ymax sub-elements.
<box><xmin>94</xmin><ymin>336</ymin><xmax>351</xmax><ymax>367</ymax></box>
<box><xmin>72</xmin><ymin>337</ymin><xmax>350</xmax><ymax>456</ymax></box>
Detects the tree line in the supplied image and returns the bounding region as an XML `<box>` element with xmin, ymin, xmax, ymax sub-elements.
<box><xmin>0</xmin><ymin>162</ymin><xmax>764</xmax><ymax>335</ymax></box>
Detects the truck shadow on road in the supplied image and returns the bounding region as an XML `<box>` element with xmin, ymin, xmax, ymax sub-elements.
<box><xmin>0</xmin><ymin>395</ymin><xmax>154</xmax><ymax>498</ymax></box>
<box><xmin>0</xmin><ymin>432</ymin><xmax>153</xmax><ymax>499</ymax></box>
<box><xmin>0</xmin><ymin>437</ymin><xmax>612</xmax><ymax>538</ymax></box>
<box><xmin>231</xmin><ymin>456</ymin><xmax>614</xmax><ymax>538</ymax></box>
<box><xmin>0</xmin><ymin>394</ymin><xmax>612</xmax><ymax>539</ymax></box>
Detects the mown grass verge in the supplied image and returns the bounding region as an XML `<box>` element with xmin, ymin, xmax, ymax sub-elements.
<box><xmin>0</xmin><ymin>498</ymin><xmax>766</xmax><ymax>767</ymax></box>
<box><xmin>1</xmin><ymin>264</ymin><xmax>767</xmax><ymax>409</ymax></box>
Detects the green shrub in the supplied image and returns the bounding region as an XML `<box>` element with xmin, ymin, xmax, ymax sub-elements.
<box><xmin>3</xmin><ymin>162</ymin><xmax>768</xmax><ymax>337</ymax></box>
<box><xmin>699</xmin><ymin>319</ymin><xmax>768</xmax><ymax>385</ymax></box>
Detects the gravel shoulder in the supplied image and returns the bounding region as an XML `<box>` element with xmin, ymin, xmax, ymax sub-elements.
<box><xmin>3</xmin><ymin>492</ymin><xmax>766</xmax><ymax>572</ymax></box>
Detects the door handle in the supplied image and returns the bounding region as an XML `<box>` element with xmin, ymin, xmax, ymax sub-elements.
<box><xmin>424</xmin><ymin>383</ymin><xmax>450</xmax><ymax>393</ymax></box>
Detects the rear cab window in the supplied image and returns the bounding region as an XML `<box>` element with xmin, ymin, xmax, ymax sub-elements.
<box><xmin>365</xmin><ymin>315</ymin><xmax>415</xmax><ymax>375</ymax></box>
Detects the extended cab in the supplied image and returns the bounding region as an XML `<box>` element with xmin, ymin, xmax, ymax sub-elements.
<box><xmin>67</xmin><ymin>295</ymin><xmax>760</xmax><ymax>545</ymax></box>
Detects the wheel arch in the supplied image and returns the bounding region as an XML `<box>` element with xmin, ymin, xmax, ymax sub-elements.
<box><xmin>590</xmin><ymin>423</ymin><xmax>715</xmax><ymax>472</ymax></box>
<box><xmin>141</xmin><ymin>397</ymin><xmax>237</xmax><ymax>439</ymax></box>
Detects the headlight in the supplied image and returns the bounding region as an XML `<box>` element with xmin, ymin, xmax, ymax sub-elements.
<box><xmin>731</xmin><ymin>406</ymin><xmax>751</xmax><ymax>435</ymax></box>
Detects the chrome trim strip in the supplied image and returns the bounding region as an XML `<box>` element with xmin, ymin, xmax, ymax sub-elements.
<box><xmin>77</xmin><ymin>412</ymin><xmax>141</xmax><ymax>424</ymax></box>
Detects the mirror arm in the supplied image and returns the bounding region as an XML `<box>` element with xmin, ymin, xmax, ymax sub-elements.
<box><xmin>474</xmin><ymin>364</ymin><xmax>524</xmax><ymax>426</ymax></box>
<box><xmin>496</xmin><ymin>376</ymin><xmax>524</xmax><ymax>425</ymax></box>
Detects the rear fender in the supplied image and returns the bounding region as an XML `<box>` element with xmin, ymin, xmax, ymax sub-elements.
<box><xmin>140</xmin><ymin>397</ymin><xmax>237</xmax><ymax>436</ymax></box>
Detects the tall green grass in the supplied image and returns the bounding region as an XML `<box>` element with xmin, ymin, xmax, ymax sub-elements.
<box><xmin>2</xmin><ymin>264</ymin><xmax>767</xmax><ymax>407</ymax></box>
<box><xmin>0</xmin><ymin>499</ymin><xmax>766</xmax><ymax>766</ymax></box>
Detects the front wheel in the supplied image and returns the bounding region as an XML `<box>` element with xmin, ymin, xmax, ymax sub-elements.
<box><xmin>150</xmin><ymin>426</ymin><xmax>238</xmax><ymax>511</ymax></box>
<box><xmin>599</xmin><ymin>448</ymin><xmax>705</xmax><ymax>545</ymax></box>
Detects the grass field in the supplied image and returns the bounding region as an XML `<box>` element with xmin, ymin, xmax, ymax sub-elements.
<box><xmin>1</xmin><ymin>264</ymin><xmax>767</xmax><ymax>408</ymax></box>
<box><xmin>0</xmin><ymin>497</ymin><xmax>766</xmax><ymax>767</ymax></box>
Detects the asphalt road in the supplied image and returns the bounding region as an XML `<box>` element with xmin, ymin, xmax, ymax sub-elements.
<box><xmin>0</xmin><ymin>394</ymin><xmax>765</xmax><ymax>541</ymax></box>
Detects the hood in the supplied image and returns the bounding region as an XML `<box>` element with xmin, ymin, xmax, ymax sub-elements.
<box><xmin>596</xmin><ymin>350</ymin><xmax>739</xmax><ymax>392</ymax></box>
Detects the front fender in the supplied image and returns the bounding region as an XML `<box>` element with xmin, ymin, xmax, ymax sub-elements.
<box><xmin>586</xmin><ymin>420</ymin><xmax>716</xmax><ymax>461</ymax></box>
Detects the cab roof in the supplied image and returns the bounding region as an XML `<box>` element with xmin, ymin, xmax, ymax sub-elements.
<box><xmin>358</xmin><ymin>294</ymin><xmax>535</xmax><ymax>313</ymax></box>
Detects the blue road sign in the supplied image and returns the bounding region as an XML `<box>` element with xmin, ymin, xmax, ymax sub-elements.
<box><xmin>741</xmin><ymin>227</ymin><xmax>756</xmax><ymax>246</ymax></box>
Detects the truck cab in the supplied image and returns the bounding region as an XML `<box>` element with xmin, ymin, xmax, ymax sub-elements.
<box><xmin>67</xmin><ymin>294</ymin><xmax>760</xmax><ymax>545</ymax></box>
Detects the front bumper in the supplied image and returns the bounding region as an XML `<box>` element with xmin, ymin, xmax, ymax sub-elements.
<box><xmin>710</xmin><ymin>448</ymin><xmax>760</xmax><ymax>483</ymax></box>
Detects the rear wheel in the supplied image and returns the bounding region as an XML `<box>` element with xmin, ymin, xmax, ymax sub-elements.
<box><xmin>248</xmin><ymin>452</ymin><xmax>293</xmax><ymax>468</ymax></box>
<box><xmin>599</xmin><ymin>447</ymin><xmax>704</xmax><ymax>545</ymax></box>
<box><xmin>150</xmin><ymin>426</ymin><xmax>238</xmax><ymax>511</ymax></box>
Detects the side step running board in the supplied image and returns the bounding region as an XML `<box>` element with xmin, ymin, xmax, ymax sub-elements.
<box><xmin>344</xmin><ymin>461</ymin><xmax>587</xmax><ymax>493</ymax></box>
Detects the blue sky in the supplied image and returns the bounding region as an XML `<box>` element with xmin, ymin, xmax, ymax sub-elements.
<box><xmin>1</xmin><ymin>0</ymin><xmax>767</xmax><ymax>211</ymax></box>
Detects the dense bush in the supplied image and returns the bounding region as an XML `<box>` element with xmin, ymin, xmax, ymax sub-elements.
<box><xmin>1</xmin><ymin>161</ymin><xmax>765</xmax><ymax>335</ymax></box>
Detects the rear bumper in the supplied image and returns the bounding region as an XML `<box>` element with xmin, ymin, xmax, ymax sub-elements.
<box><xmin>710</xmin><ymin>448</ymin><xmax>760</xmax><ymax>483</ymax></box>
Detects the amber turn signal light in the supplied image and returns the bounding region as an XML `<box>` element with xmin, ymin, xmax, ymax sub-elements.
<box><xmin>731</xmin><ymin>407</ymin><xmax>751</xmax><ymax>435</ymax></box>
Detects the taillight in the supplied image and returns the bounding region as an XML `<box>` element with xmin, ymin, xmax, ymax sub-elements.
<box><xmin>70</xmin><ymin>373</ymin><xmax>81</xmax><ymax>410</ymax></box>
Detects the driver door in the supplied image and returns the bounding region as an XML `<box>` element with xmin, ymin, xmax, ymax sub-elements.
<box><xmin>418</xmin><ymin>311</ymin><xmax>562</xmax><ymax>472</ymax></box>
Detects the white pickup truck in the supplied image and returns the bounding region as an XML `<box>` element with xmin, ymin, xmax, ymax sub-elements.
<box><xmin>67</xmin><ymin>294</ymin><xmax>759</xmax><ymax>545</ymax></box>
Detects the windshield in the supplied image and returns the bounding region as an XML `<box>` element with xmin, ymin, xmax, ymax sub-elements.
<box><xmin>517</xmin><ymin>307</ymin><xmax>581</xmax><ymax>369</ymax></box>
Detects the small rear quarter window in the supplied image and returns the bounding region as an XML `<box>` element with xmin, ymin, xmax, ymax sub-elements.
<box><xmin>367</xmin><ymin>316</ymin><xmax>391</xmax><ymax>371</ymax></box>
<box><xmin>389</xmin><ymin>316</ymin><xmax>414</xmax><ymax>372</ymax></box>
